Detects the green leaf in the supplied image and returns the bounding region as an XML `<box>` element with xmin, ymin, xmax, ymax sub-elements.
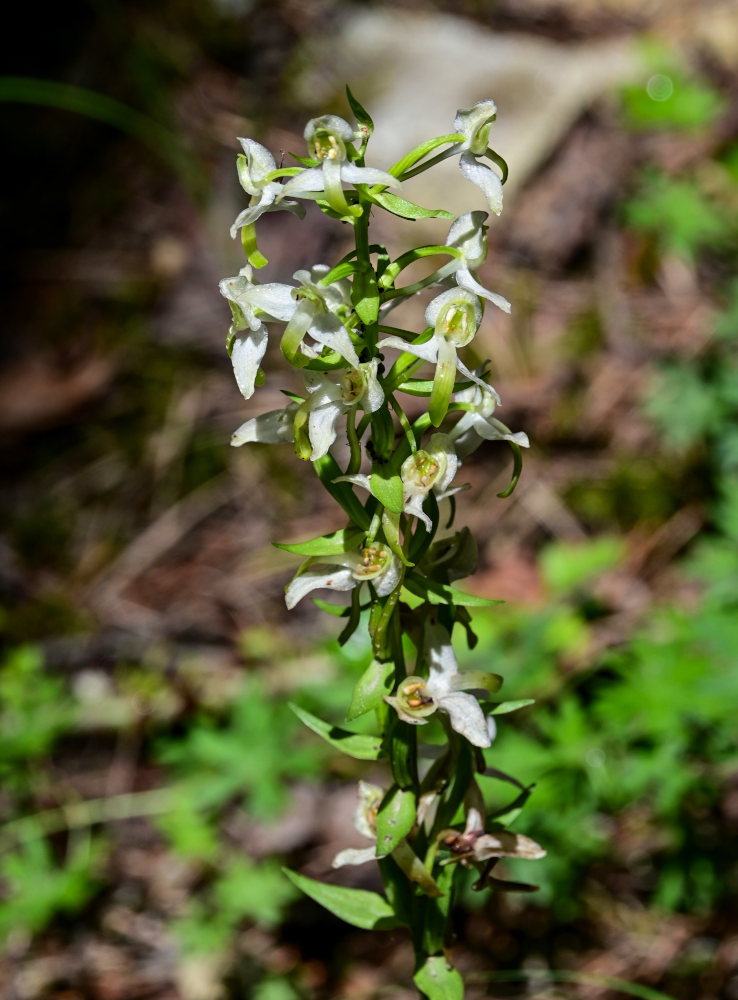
<box><xmin>289</xmin><ymin>704</ymin><xmax>383</xmax><ymax>760</ymax></box>
<box><xmin>345</xmin><ymin>85</ymin><xmax>373</xmax><ymax>134</ymax></box>
<box><xmin>368</xmin><ymin>190</ymin><xmax>454</xmax><ymax>220</ymax></box>
<box><xmin>413</xmin><ymin>955</ymin><xmax>464</xmax><ymax>1000</ymax></box>
<box><xmin>370</xmin><ymin>469</ymin><xmax>405</xmax><ymax>515</ymax></box>
<box><xmin>375</xmin><ymin>787</ymin><xmax>416</xmax><ymax>857</ymax></box>
<box><xmin>347</xmin><ymin>658</ymin><xmax>395</xmax><ymax>720</ymax></box>
<box><xmin>274</xmin><ymin>527</ymin><xmax>364</xmax><ymax>557</ymax></box>
<box><xmin>313</xmin><ymin>453</ymin><xmax>371</xmax><ymax>528</ymax></box>
<box><xmin>282</xmin><ymin>868</ymin><xmax>402</xmax><ymax>930</ymax></box>
<box><xmin>489</xmin><ymin>699</ymin><xmax>536</xmax><ymax>715</ymax></box>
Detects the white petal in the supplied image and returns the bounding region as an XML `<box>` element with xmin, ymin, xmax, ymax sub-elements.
<box><xmin>378</xmin><ymin>335</ymin><xmax>439</xmax><ymax>365</ymax></box>
<box><xmin>219</xmin><ymin>273</ymin><xmax>261</xmax><ymax>331</ymax></box>
<box><xmin>459</xmin><ymin>152</ymin><xmax>504</xmax><ymax>216</ymax></box>
<box><xmin>453</xmin><ymin>100</ymin><xmax>497</xmax><ymax>151</ymax></box>
<box><xmin>428</xmin><ymin>433</ymin><xmax>458</xmax><ymax>494</ymax></box>
<box><xmin>384</xmin><ymin>695</ymin><xmax>429</xmax><ymax>726</ymax></box>
<box><xmin>456</xmin><ymin>267</ymin><xmax>511</xmax><ymax>314</ymax></box>
<box><xmin>425</xmin><ymin>623</ymin><xmax>459</xmax><ymax>697</ymax></box>
<box><xmin>341</xmin><ymin>164</ymin><xmax>398</xmax><ymax>188</ymax></box>
<box><xmin>308</xmin><ymin>400</ymin><xmax>343</xmax><ymax>460</ymax></box>
<box><xmin>236</xmin><ymin>138</ymin><xmax>277</xmax><ymax>188</ymax></box>
<box><xmin>280</xmin><ymin>166</ymin><xmax>327</xmax><ymax>197</ymax></box>
<box><xmin>473</xmin><ymin>831</ymin><xmax>546</xmax><ymax>860</ymax></box>
<box><xmin>308</xmin><ymin>314</ymin><xmax>360</xmax><ymax>368</ymax></box>
<box><xmin>403</xmin><ymin>493</ymin><xmax>432</xmax><ymax>532</ymax></box>
<box><xmin>373</xmin><ymin>555</ymin><xmax>402</xmax><ymax>597</ymax></box>
<box><xmin>333</xmin><ymin>473</ymin><xmax>372</xmax><ymax>494</ymax></box>
<box><xmin>231</xmin><ymin>406</ymin><xmax>295</xmax><ymax>447</ymax></box>
<box><xmin>244</xmin><ymin>282</ymin><xmax>298</xmax><ymax>322</ymax></box>
<box><xmin>455</xmin><ymin>357</ymin><xmax>503</xmax><ymax>397</ymax></box>
<box><xmin>439</xmin><ymin>691</ymin><xmax>491</xmax><ymax>748</ymax></box>
<box><xmin>229</xmin><ymin>188</ymin><xmax>276</xmax><ymax>237</ymax></box>
<box><xmin>361</xmin><ymin>360</ymin><xmax>384</xmax><ymax>412</ymax></box>
<box><xmin>285</xmin><ymin>567</ymin><xmax>356</xmax><ymax>609</ymax></box>
<box><xmin>355</xmin><ymin>781</ymin><xmax>385</xmax><ymax>839</ymax></box>
<box><xmin>230</xmin><ymin>326</ymin><xmax>268</xmax><ymax>400</ymax></box>
<box><xmin>304</xmin><ymin>114</ymin><xmax>355</xmax><ymax>144</ymax></box>
<box><xmin>332</xmin><ymin>846</ymin><xmax>377</xmax><ymax>869</ymax></box>
<box><xmin>446</xmin><ymin>211</ymin><xmax>488</xmax><ymax>268</ymax></box>
<box><xmin>473</xmin><ymin>419</ymin><xmax>530</xmax><ymax>447</ymax></box>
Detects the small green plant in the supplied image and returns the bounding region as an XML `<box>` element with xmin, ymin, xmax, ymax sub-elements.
<box><xmin>625</xmin><ymin>169</ymin><xmax>731</xmax><ymax>260</ymax></box>
<box><xmin>470</xmin><ymin>525</ymin><xmax>738</xmax><ymax>918</ymax></box>
<box><xmin>621</xmin><ymin>45</ymin><xmax>725</xmax><ymax>132</ymax></box>
<box><xmin>156</xmin><ymin>676</ymin><xmax>326</xmax><ymax>828</ymax></box>
<box><xmin>172</xmin><ymin>854</ymin><xmax>298</xmax><ymax>955</ymax></box>
<box><xmin>0</xmin><ymin>645</ymin><xmax>76</xmax><ymax>795</ymax></box>
<box><xmin>0</xmin><ymin>827</ymin><xmax>104</xmax><ymax>943</ymax></box>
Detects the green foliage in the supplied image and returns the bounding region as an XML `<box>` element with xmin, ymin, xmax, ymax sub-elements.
<box><xmin>0</xmin><ymin>831</ymin><xmax>104</xmax><ymax>941</ymax></box>
<box><xmin>414</xmin><ymin>955</ymin><xmax>464</xmax><ymax>1000</ymax></box>
<box><xmin>156</xmin><ymin>676</ymin><xmax>325</xmax><ymax>821</ymax></box>
<box><xmin>644</xmin><ymin>278</ymin><xmax>738</xmax><ymax>469</ymax></box>
<box><xmin>0</xmin><ymin>645</ymin><xmax>76</xmax><ymax>793</ymax></box>
<box><xmin>540</xmin><ymin>536</ymin><xmax>623</xmax><ymax>594</ymax></box>
<box><xmin>477</xmin><ymin>528</ymin><xmax>738</xmax><ymax>918</ymax></box>
<box><xmin>621</xmin><ymin>62</ymin><xmax>725</xmax><ymax>132</ymax></box>
<box><xmin>173</xmin><ymin>856</ymin><xmax>298</xmax><ymax>955</ymax></box>
<box><xmin>625</xmin><ymin>170</ymin><xmax>730</xmax><ymax>259</ymax></box>
<box><xmin>282</xmin><ymin>868</ymin><xmax>402</xmax><ymax>930</ymax></box>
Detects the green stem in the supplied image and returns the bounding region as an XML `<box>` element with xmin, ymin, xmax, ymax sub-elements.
<box><xmin>345</xmin><ymin>406</ymin><xmax>362</xmax><ymax>475</ymax></box>
<box><xmin>389</xmin><ymin>392</ymin><xmax>417</xmax><ymax>453</ymax></box>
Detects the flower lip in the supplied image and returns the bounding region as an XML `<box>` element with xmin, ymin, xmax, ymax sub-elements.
<box><xmin>402</xmin><ymin>450</ymin><xmax>443</xmax><ymax>493</ymax></box>
<box><xmin>351</xmin><ymin>544</ymin><xmax>392</xmax><ymax>581</ymax></box>
<box><xmin>340</xmin><ymin>369</ymin><xmax>366</xmax><ymax>404</ymax></box>
<box><xmin>397</xmin><ymin>676</ymin><xmax>437</xmax><ymax>718</ymax></box>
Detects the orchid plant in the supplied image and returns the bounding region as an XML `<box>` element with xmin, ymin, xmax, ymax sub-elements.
<box><xmin>221</xmin><ymin>89</ymin><xmax>541</xmax><ymax>1000</ymax></box>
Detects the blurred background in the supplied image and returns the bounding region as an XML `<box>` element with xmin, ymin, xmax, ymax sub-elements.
<box><xmin>2</xmin><ymin>0</ymin><xmax>738</xmax><ymax>997</ymax></box>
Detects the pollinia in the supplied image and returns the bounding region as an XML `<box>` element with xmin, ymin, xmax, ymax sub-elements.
<box><xmin>220</xmin><ymin>88</ymin><xmax>543</xmax><ymax>1000</ymax></box>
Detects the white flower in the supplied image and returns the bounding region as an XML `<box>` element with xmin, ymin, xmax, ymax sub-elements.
<box><xmin>453</xmin><ymin>101</ymin><xmax>504</xmax><ymax>218</ymax></box>
<box><xmin>400</xmin><ymin>433</ymin><xmax>461</xmax><ymax>530</ymax></box>
<box><xmin>336</xmin><ymin>434</ymin><xmax>461</xmax><ymax>531</ymax></box>
<box><xmin>443</xmin><ymin>805</ymin><xmax>546</xmax><ymax>864</ymax></box>
<box><xmin>450</xmin><ymin>382</ymin><xmax>530</xmax><ymax>458</ymax></box>
<box><xmin>378</xmin><ymin>288</ymin><xmax>496</xmax><ymax>425</ymax></box>
<box><xmin>219</xmin><ymin>265</ymin><xmax>359</xmax><ymax>399</ymax></box>
<box><xmin>294</xmin><ymin>361</ymin><xmax>384</xmax><ymax>461</ymax></box>
<box><xmin>279</xmin><ymin>115</ymin><xmax>399</xmax><ymax>218</ymax></box>
<box><xmin>331</xmin><ymin>783</ymin><xmax>444</xmax><ymax>897</ymax></box>
<box><xmin>444</xmin><ymin>212</ymin><xmax>511</xmax><ymax>314</ymax></box>
<box><xmin>231</xmin><ymin>401</ymin><xmax>298</xmax><ymax>448</ymax></box>
<box><xmin>332</xmin><ymin>780</ymin><xmax>383</xmax><ymax>868</ymax></box>
<box><xmin>385</xmin><ymin>623</ymin><xmax>500</xmax><ymax>748</ymax></box>
<box><xmin>229</xmin><ymin>138</ymin><xmax>305</xmax><ymax>238</ymax></box>
<box><xmin>285</xmin><ymin>543</ymin><xmax>401</xmax><ymax>610</ymax></box>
